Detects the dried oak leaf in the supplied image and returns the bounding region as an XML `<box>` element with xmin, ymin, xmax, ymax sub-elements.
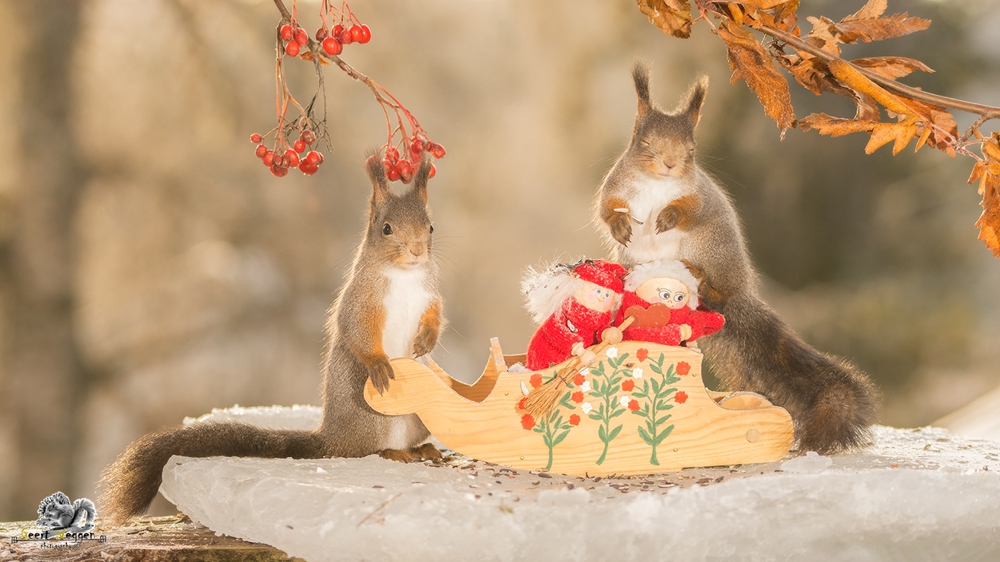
<box><xmin>850</xmin><ymin>56</ymin><xmax>933</xmax><ymax>80</ymax></box>
<box><xmin>827</xmin><ymin>59</ymin><xmax>917</xmax><ymax>117</ymax></box>
<box><xmin>799</xmin><ymin>113</ymin><xmax>877</xmax><ymax>137</ymax></box>
<box><xmin>970</xmin><ymin>135</ymin><xmax>1000</xmax><ymax>256</ymax></box>
<box><xmin>865</xmin><ymin>120</ymin><xmax>918</xmax><ymax>155</ymax></box>
<box><xmin>833</xmin><ymin>12</ymin><xmax>931</xmax><ymax>44</ymax></box>
<box><xmin>637</xmin><ymin>0</ymin><xmax>693</xmax><ymax>39</ymax></box>
<box><xmin>717</xmin><ymin>21</ymin><xmax>795</xmax><ymax>133</ymax></box>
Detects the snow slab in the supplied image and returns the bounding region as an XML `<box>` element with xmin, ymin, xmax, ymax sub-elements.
<box><xmin>163</xmin><ymin>405</ymin><xmax>1000</xmax><ymax>562</ymax></box>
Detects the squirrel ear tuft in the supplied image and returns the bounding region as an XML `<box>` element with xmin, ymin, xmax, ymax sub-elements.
<box><xmin>412</xmin><ymin>154</ymin><xmax>432</xmax><ymax>204</ymax></box>
<box><xmin>365</xmin><ymin>152</ymin><xmax>390</xmax><ymax>211</ymax></box>
<box><xmin>632</xmin><ymin>61</ymin><xmax>653</xmax><ymax>117</ymax></box>
<box><xmin>683</xmin><ymin>75</ymin><xmax>709</xmax><ymax>128</ymax></box>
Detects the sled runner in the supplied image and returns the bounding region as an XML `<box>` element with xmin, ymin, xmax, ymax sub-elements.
<box><xmin>365</xmin><ymin>338</ymin><xmax>794</xmax><ymax>476</ymax></box>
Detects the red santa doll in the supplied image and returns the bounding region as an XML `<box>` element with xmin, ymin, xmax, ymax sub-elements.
<box><xmin>523</xmin><ymin>259</ymin><xmax>627</xmax><ymax>371</ymax></box>
<box><xmin>614</xmin><ymin>259</ymin><xmax>725</xmax><ymax>347</ymax></box>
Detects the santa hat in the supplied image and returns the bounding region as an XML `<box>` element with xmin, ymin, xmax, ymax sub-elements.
<box><xmin>624</xmin><ymin>259</ymin><xmax>700</xmax><ymax>309</ymax></box>
<box><xmin>572</xmin><ymin>260</ymin><xmax>626</xmax><ymax>293</ymax></box>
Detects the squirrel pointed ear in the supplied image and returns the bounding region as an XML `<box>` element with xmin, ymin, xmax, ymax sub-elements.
<box><xmin>365</xmin><ymin>152</ymin><xmax>391</xmax><ymax>211</ymax></box>
<box><xmin>632</xmin><ymin>61</ymin><xmax>653</xmax><ymax>117</ymax></box>
<box><xmin>683</xmin><ymin>75</ymin><xmax>709</xmax><ymax>128</ymax></box>
<box><xmin>412</xmin><ymin>155</ymin><xmax>432</xmax><ymax>204</ymax></box>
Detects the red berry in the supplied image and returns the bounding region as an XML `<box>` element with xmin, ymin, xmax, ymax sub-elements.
<box><xmin>397</xmin><ymin>160</ymin><xmax>413</xmax><ymax>183</ymax></box>
<box><xmin>299</xmin><ymin>160</ymin><xmax>317</xmax><ymax>175</ymax></box>
<box><xmin>279</xmin><ymin>24</ymin><xmax>293</xmax><ymax>41</ymax></box>
<box><xmin>250</xmin><ymin>133</ymin><xmax>262</xmax><ymax>144</ymax></box>
<box><xmin>281</xmin><ymin>154</ymin><xmax>292</xmax><ymax>167</ymax></box>
<box><xmin>349</xmin><ymin>25</ymin><xmax>364</xmax><ymax>43</ymax></box>
<box><xmin>410</xmin><ymin>137</ymin><xmax>424</xmax><ymax>154</ymax></box>
<box><xmin>255</xmin><ymin>144</ymin><xmax>267</xmax><ymax>158</ymax></box>
<box><xmin>339</xmin><ymin>28</ymin><xmax>353</xmax><ymax>44</ymax></box>
<box><xmin>263</xmin><ymin>151</ymin><xmax>275</xmax><ymax>166</ymax></box>
<box><xmin>285</xmin><ymin>149</ymin><xmax>300</xmax><ymax>167</ymax></box>
<box><xmin>306</xmin><ymin>150</ymin><xmax>324</xmax><ymax>164</ymax></box>
<box><xmin>321</xmin><ymin>36</ymin><xmax>342</xmax><ymax>55</ymax></box>
<box><xmin>385</xmin><ymin>146</ymin><xmax>399</xmax><ymax>162</ymax></box>
<box><xmin>387</xmin><ymin>167</ymin><xmax>401</xmax><ymax>182</ymax></box>
<box><xmin>316</xmin><ymin>26</ymin><xmax>328</xmax><ymax>41</ymax></box>
<box><xmin>332</xmin><ymin>24</ymin><xmax>343</xmax><ymax>37</ymax></box>
<box><xmin>293</xmin><ymin>140</ymin><xmax>306</xmax><ymax>153</ymax></box>
<box><xmin>428</xmin><ymin>163</ymin><xmax>436</xmax><ymax>178</ymax></box>
<box><xmin>285</xmin><ymin>41</ymin><xmax>300</xmax><ymax>57</ymax></box>
<box><xmin>300</xmin><ymin>130</ymin><xmax>316</xmax><ymax>145</ymax></box>
<box><xmin>432</xmin><ymin>144</ymin><xmax>446</xmax><ymax>158</ymax></box>
<box><xmin>294</xmin><ymin>28</ymin><xmax>309</xmax><ymax>46</ymax></box>
<box><xmin>271</xmin><ymin>164</ymin><xmax>288</xmax><ymax>177</ymax></box>
<box><xmin>359</xmin><ymin>24</ymin><xmax>372</xmax><ymax>43</ymax></box>
<box><xmin>383</xmin><ymin>159</ymin><xmax>394</xmax><ymax>172</ymax></box>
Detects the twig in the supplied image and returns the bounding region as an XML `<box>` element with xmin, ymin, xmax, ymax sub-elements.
<box><xmin>356</xmin><ymin>493</ymin><xmax>402</xmax><ymax>527</ymax></box>
<box><xmin>758</xmin><ymin>22</ymin><xmax>1000</xmax><ymax>120</ymax></box>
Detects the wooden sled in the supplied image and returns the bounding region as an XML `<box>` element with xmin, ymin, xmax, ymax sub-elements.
<box><xmin>364</xmin><ymin>340</ymin><xmax>794</xmax><ymax>476</ymax></box>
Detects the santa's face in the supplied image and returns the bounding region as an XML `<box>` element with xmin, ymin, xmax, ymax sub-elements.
<box><xmin>573</xmin><ymin>281</ymin><xmax>615</xmax><ymax>312</ymax></box>
<box><xmin>635</xmin><ymin>277</ymin><xmax>690</xmax><ymax>309</ymax></box>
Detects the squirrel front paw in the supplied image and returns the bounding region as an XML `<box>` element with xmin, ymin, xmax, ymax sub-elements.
<box><xmin>412</xmin><ymin>325</ymin><xmax>438</xmax><ymax>358</ymax></box>
<box><xmin>607</xmin><ymin>212</ymin><xmax>633</xmax><ymax>246</ymax></box>
<box><xmin>368</xmin><ymin>355</ymin><xmax>395</xmax><ymax>395</ymax></box>
<box><xmin>656</xmin><ymin>204</ymin><xmax>681</xmax><ymax>233</ymax></box>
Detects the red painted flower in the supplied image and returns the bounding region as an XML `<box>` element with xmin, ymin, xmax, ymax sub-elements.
<box><xmin>675</xmin><ymin>391</ymin><xmax>688</xmax><ymax>404</ymax></box>
<box><xmin>628</xmin><ymin>398</ymin><xmax>640</xmax><ymax>411</ymax></box>
<box><xmin>569</xmin><ymin>414</ymin><xmax>581</xmax><ymax>426</ymax></box>
<box><xmin>636</xmin><ymin>348</ymin><xmax>649</xmax><ymax>362</ymax></box>
<box><xmin>571</xmin><ymin>391</ymin><xmax>584</xmax><ymax>403</ymax></box>
<box><xmin>521</xmin><ymin>414</ymin><xmax>535</xmax><ymax>429</ymax></box>
<box><xmin>676</xmin><ymin>361</ymin><xmax>691</xmax><ymax>376</ymax></box>
<box><xmin>518</xmin><ymin>397</ymin><xmax>527</xmax><ymax>410</ymax></box>
<box><xmin>621</xmin><ymin>379</ymin><xmax>635</xmax><ymax>392</ymax></box>
<box><xmin>530</xmin><ymin>373</ymin><xmax>543</xmax><ymax>388</ymax></box>
<box><xmin>573</xmin><ymin>373</ymin><xmax>586</xmax><ymax>386</ymax></box>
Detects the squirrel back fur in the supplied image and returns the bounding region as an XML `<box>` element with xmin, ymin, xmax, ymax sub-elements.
<box><xmin>98</xmin><ymin>154</ymin><xmax>445</xmax><ymax>523</ymax></box>
<box><xmin>596</xmin><ymin>62</ymin><xmax>878</xmax><ymax>453</ymax></box>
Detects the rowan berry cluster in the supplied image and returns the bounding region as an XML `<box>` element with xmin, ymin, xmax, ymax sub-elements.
<box><xmin>250</xmin><ymin>130</ymin><xmax>325</xmax><ymax>177</ymax></box>
<box><xmin>382</xmin><ymin>135</ymin><xmax>446</xmax><ymax>183</ymax></box>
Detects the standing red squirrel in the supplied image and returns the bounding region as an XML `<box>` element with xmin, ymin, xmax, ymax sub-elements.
<box><xmin>595</xmin><ymin>62</ymin><xmax>879</xmax><ymax>454</ymax></box>
<box><xmin>99</xmin><ymin>153</ymin><xmax>445</xmax><ymax>523</ymax></box>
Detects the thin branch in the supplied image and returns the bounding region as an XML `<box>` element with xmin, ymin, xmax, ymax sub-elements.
<box><xmin>759</xmin><ymin>22</ymin><xmax>1000</xmax><ymax>120</ymax></box>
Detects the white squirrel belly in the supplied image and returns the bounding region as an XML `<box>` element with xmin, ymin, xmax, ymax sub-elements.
<box><xmin>624</xmin><ymin>176</ymin><xmax>689</xmax><ymax>263</ymax></box>
<box><xmin>381</xmin><ymin>266</ymin><xmax>432</xmax><ymax>359</ymax></box>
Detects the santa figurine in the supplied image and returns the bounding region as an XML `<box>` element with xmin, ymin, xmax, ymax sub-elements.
<box><xmin>523</xmin><ymin>259</ymin><xmax>627</xmax><ymax>371</ymax></box>
<box><xmin>615</xmin><ymin>259</ymin><xmax>725</xmax><ymax>347</ymax></box>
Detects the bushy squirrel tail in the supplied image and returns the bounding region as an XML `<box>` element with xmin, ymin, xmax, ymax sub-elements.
<box><xmin>98</xmin><ymin>422</ymin><xmax>325</xmax><ymax>524</ymax></box>
<box><xmin>702</xmin><ymin>293</ymin><xmax>880</xmax><ymax>454</ymax></box>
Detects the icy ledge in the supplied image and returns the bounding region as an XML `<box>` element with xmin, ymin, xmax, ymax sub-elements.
<box><xmin>162</xmin><ymin>406</ymin><xmax>1000</xmax><ymax>562</ymax></box>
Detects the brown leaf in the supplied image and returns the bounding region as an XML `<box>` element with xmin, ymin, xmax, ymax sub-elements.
<box><xmin>805</xmin><ymin>16</ymin><xmax>842</xmax><ymax>57</ymax></box>
<box><xmin>850</xmin><ymin>56</ymin><xmax>933</xmax><ymax>80</ymax></box>
<box><xmin>864</xmin><ymin>121</ymin><xmax>916</xmax><ymax>154</ymax></box>
<box><xmin>717</xmin><ymin>22</ymin><xmax>795</xmax><ymax>133</ymax></box>
<box><xmin>738</xmin><ymin>0</ymin><xmax>792</xmax><ymax>9</ymax></box>
<box><xmin>638</xmin><ymin>0</ymin><xmax>693</xmax><ymax>38</ymax></box>
<box><xmin>833</xmin><ymin>13</ymin><xmax>931</xmax><ymax>44</ymax></box>
<box><xmin>827</xmin><ymin>59</ymin><xmax>917</xmax><ymax>117</ymax></box>
<box><xmin>842</xmin><ymin>0</ymin><xmax>888</xmax><ymax>22</ymax></box>
<box><xmin>975</xmin><ymin>171</ymin><xmax>1000</xmax><ymax>257</ymax></box>
<box><xmin>799</xmin><ymin>114</ymin><xmax>876</xmax><ymax>137</ymax></box>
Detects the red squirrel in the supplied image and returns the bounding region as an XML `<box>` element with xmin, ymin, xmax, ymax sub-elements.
<box><xmin>595</xmin><ymin>62</ymin><xmax>879</xmax><ymax>454</ymax></box>
<box><xmin>99</xmin><ymin>153</ymin><xmax>445</xmax><ymax>523</ymax></box>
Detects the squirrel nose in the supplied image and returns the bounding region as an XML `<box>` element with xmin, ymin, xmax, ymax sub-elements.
<box><xmin>408</xmin><ymin>244</ymin><xmax>425</xmax><ymax>257</ymax></box>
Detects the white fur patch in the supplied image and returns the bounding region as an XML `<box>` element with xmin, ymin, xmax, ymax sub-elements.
<box><xmin>383</xmin><ymin>415</ymin><xmax>413</xmax><ymax>450</ymax></box>
<box><xmin>623</xmin><ymin>176</ymin><xmax>689</xmax><ymax>263</ymax></box>
<box><xmin>382</xmin><ymin>265</ymin><xmax>432</xmax><ymax>359</ymax></box>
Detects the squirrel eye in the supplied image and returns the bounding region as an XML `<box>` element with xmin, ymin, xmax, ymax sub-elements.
<box><xmin>429</xmin><ymin>224</ymin><xmax>434</xmax><ymax>234</ymax></box>
<box><xmin>688</xmin><ymin>147</ymin><xmax>695</xmax><ymax>155</ymax></box>
<box><xmin>382</xmin><ymin>223</ymin><xmax>393</xmax><ymax>235</ymax></box>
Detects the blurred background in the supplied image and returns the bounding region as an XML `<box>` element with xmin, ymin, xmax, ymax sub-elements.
<box><xmin>0</xmin><ymin>0</ymin><xmax>998</xmax><ymax>521</ymax></box>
